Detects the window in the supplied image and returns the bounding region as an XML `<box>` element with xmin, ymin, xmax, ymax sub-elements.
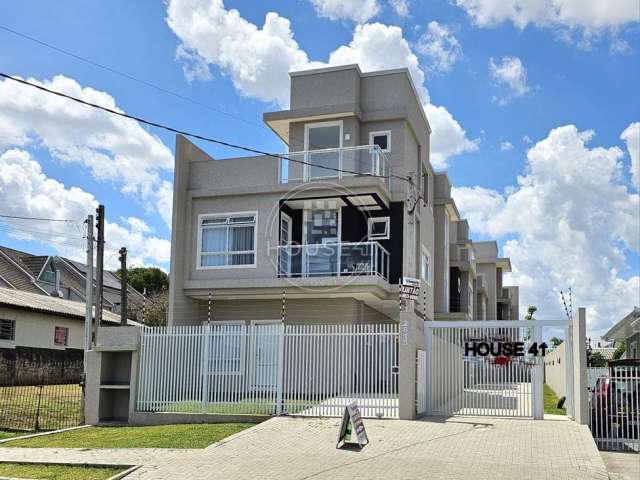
<box><xmin>420</xmin><ymin>246</ymin><xmax>431</xmax><ymax>284</ymax></box>
<box><xmin>198</xmin><ymin>213</ymin><xmax>257</xmax><ymax>269</ymax></box>
<box><xmin>422</xmin><ymin>169</ymin><xmax>429</xmax><ymax>206</ymax></box>
<box><xmin>367</xmin><ymin>217</ymin><xmax>390</xmax><ymax>240</ymax></box>
<box><xmin>369</xmin><ymin>131</ymin><xmax>391</xmax><ymax>152</ymax></box>
<box><xmin>0</xmin><ymin>319</ymin><xmax>15</xmax><ymax>340</ymax></box>
<box><xmin>207</xmin><ymin>323</ymin><xmax>244</xmax><ymax>374</ymax></box>
<box><xmin>54</xmin><ymin>326</ymin><xmax>68</xmax><ymax>346</ymax></box>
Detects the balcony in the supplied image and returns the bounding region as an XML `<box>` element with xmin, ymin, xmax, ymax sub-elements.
<box><xmin>279</xmin><ymin>145</ymin><xmax>390</xmax><ymax>188</ymax></box>
<box><xmin>277</xmin><ymin>241</ymin><xmax>389</xmax><ymax>281</ymax></box>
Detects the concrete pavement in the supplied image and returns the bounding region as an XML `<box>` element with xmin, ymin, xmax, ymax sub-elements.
<box><xmin>0</xmin><ymin>416</ymin><xmax>610</xmax><ymax>479</ymax></box>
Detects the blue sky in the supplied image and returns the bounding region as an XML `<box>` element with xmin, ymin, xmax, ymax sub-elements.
<box><xmin>0</xmin><ymin>0</ymin><xmax>638</xmax><ymax>335</ymax></box>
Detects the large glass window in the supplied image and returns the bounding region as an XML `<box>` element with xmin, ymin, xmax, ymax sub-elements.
<box><xmin>0</xmin><ymin>319</ymin><xmax>15</xmax><ymax>340</ymax></box>
<box><xmin>208</xmin><ymin>323</ymin><xmax>244</xmax><ymax>374</ymax></box>
<box><xmin>199</xmin><ymin>213</ymin><xmax>256</xmax><ymax>268</ymax></box>
<box><xmin>305</xmin><ymin>123</ymin><xmax>342</xmax><ymax>180</ymax></box>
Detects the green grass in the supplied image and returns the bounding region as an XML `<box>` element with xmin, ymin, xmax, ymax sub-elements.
<box><xmin>0</xmin><ymin>384</ymin><xmax>81</xmax><ymax>431</ymax></box>
<box><xmin>0</xmin><ymin>430</ymin><xmax>24</xmax><ymax>440</ymax></box>
<box><xmin>544</xmin><ymin>384</ymin><xmax>567</xmax><ymax>415</ymax></box>
<box><xmin>0</xmin><ymin>463</ymin><xmax>122</xmax><ymax>480</ymax></box>
<box><xmin>162</xmin><ymin>398</ymin><xmax>311</xmax><ymax>415</ymax></box>
<box><xmin>4</xmin><ymin>424</ymin><xmax>253</xmax><ymax>449</ymax></box>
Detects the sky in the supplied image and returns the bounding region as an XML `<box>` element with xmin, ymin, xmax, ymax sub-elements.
<box><xmin>0</xmin><ymin>0</ymin><xmax>638</xmax><ymax>338</ymax></box>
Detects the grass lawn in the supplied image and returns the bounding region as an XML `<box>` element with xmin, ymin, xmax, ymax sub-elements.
<box><xmin>161</xmin><ymin>398</ymin><xmax>310</xmax><ymax>415</ymax></box>
<box><xmin>0</xmin><ymin>430</ymin><xmax>24</xmax><ymax>440</ymax></box>
<box><xmin>4</xmin><ymin>424</ymin><xmax>253</xmax><ymax>449</ymax></box>
<box><xmin>544</xmin><ymin>384</ymin><xmax>567</xmax><ymax>415</ymax></box>
<box><xmin>0</xmin><ymin>384</ymin><xmax>81</xmax><ymax>431</ymax></box>
<box><xmin>0</xmin><ymin>463</ymin><xmax>122</xmax><ymax>480</ymax></box>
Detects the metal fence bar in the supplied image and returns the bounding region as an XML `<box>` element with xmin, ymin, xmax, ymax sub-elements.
<box><xmin>136</xmin><ymin>323</ymin><xmax>399</xmax><ymax>418</ymax></box>
<box><xmin>588</xmin><ymin>366</ymin><xmax>639</xmax><ymax>452</ymax></box>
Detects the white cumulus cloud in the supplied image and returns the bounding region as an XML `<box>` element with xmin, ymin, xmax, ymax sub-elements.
<box><xmin>489</xmin><ymin>56</ymin><xmax>531</xmax><ymax>105</ymax></box>
<box><xmin>166</xmin><ymin>0</ymin><xmax>478</xmax><ymax>167</ymax></box>
<box><xmin>310</xmin><ymin>0</ymin><xmax>381</xmax><ymax>23</ymax></box>
<box><xmin>389</xmin><ymin>0</ymin><xmax>410</xmax><ymax>17</ymax></box>
<box><xmin>455</xmin><ymin>0</ymin><xmax>639</xmax><ymax>49</ymax></box>
<box><xmin>0</xmin><ymin>74</ymin><xmax>174</xmax><ymax>227</ymax></box>
<box><xmin>417</xmin><ymin>21</ymin><xmax>463</xmax><ymax>73</ymax></box>
<box><xmin>453</xmin><ymin>124</ymin><xmax>640</xmax><ymax>336</ymax></box>
<box><xmin>0</xmin><ymin>148</ymin><xmax>171</xmax><ymax>268</ymax></box>
<box><xmin>621</xmin><ymin>121</ymin><xmax>639</xmax><ymax>189</ymax></box>
<box><xmin>500</xmin><ymin>140</ymin><xmax>514</xmax><ymax>151</ymax></box>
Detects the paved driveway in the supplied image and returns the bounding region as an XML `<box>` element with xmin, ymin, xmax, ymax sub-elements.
<box><xmin>0</xmin><ymin>416</ymin><xmax>609</xmax><ymax>479</ymax></box>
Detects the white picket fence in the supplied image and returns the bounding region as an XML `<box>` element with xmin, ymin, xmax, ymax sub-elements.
<box><xmin>416</xmin><ymin>350</ymin><xmax>427</xmax><ymax>415</ymax></box>
<box><xmin>587</xmin><ymin>367</ymin><xmax>608</xmax><ymax>390</ymax></box>
<box><xmin>588</xmin><ymin>366</ymin><xmax>639</xmax><ymax>452</ymax></box>
<box><xmin>136</xmin><ymin>323</ymin><xmax>399</xmax><ymax>418</ymax></box>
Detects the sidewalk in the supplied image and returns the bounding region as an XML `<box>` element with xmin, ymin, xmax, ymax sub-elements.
<box><xmin>0</xmin><ymin>416</ymin><xmax>609</xmax><ymax>479</ymax></box>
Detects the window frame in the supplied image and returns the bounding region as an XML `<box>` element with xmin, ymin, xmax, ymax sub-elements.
<box><xmin>0</xmin><ymin>319</ymin><xmax>16</xmax><ymax>341</ymax></box>
<box><xmin>367</xmin><ymin>216</ymin><xmax>390</xmax><ymax>240</ymax></box>
<box><xmin>53</xmin><ymin>326</ymin><xmax>69</xmax><ymax>347</ymax></box>
<box><xmin>369</xmin><ymin>130</ymin><xmax>391</xmax><ymax>152</ymax></box>
<box><xmin>304</xmin><ymin>120</ymin><xmax>343</xmax><ymax>152</ymax></box>
<box><xmin>196</xmin><ymin>211</ymin><xmax>258</xmax><ymax>270</ymax></box>
<box><xmin>420</xmin><ymin>245</ymin><xmax>432</xmax><ymax>285</ymax></box>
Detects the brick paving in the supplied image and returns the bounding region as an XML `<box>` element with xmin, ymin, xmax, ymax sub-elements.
<box><xmin>0</xmin><ymin>416</ymin><xmax>609</xmax><ymax>479</ymax></box>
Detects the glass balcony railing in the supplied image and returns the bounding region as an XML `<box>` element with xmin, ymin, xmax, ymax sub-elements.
<box><xmin>277</xmin><ymin>241</ymin><xmax>390</xmax><ymax>281</ymax></box>
<box><xmin>278</xmin><ymin>145</ymin><xmax>390</xmax><ymax>187</ymax></box>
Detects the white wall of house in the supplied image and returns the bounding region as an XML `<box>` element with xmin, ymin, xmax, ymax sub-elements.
<box><xmin>0</xmin><ymin>306</ymin><xmax>84</xmax><ymax>351</ymax></box>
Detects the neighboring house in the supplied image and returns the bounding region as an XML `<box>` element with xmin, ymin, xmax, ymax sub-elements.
<box><xmin>0</xmin><ymin>245</ymin><xmax>144</xmax><ymax>316</ymax></box>
<box><xmin>168</xmin><ymin>64</ymin><xmax>521</xmax><ymax>329</ymax></box>
<box><xmin>603</xmin><ymin>307</ymin><xmax>640</xmax><ymax>359</ymax></box>
<box><xmin>473</xmin><ymin>241</ymin><xmax>519</xmax><ymax>320</ymax></box>
<box><xmin>0</xmin><ymin>286</ymin><xmax>128</xmax><ymax>381</ymax></box>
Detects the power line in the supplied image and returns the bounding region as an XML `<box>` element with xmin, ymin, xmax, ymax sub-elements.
<box><xmin>0</xmin><ymin>213</ymin><xmax>77</xmax><ymax>222</ymax></box>
<box><xmin>0</xmin><ymin>24</ymin><xmax>266</xmax><ymax>132</ymax></box>
<box><xmin>0</xmin><ymin>72</ymin><xmax>408</xmax><ymax>182</ymax></box>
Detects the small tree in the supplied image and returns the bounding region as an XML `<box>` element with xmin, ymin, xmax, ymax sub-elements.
<box><xmin>550</xmin><ymin>336</ymin><xmax>563</xmax><ymax>347</ymax></box>
<box><xmin>524</xmin><ymin>306</ymin><xmax>537</xmax><ymax>341</ymax></box>
<box><xmin>588</xmin><ymin>351</ymin><xmax>607</xmax><ymax>367</ymax></box>
<box><xmin>138</xmin><ymin>290</ymin><xmax>169</xmax><ymax>326</ymax></box>
<box><xmin>613</xmin><ymin>340</ymin><xmax>626</xmax><ymax>360</ymax></box>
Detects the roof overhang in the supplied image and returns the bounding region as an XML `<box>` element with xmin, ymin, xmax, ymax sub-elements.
<box><xmin>281</xmin><ymin>192</ymin><xmax>388</xmax><ymax>212</ymax></box>
<box><xmin>263</xmin><ymin>107</ymin><xmax>359</xmax><ymax>144</ymax></box>
<box><xmin>496</xmin><ymin>257</ymin><xmax>512</xmax><ymax>272</ymax></box>
<box><xmin>603</xmin><ymin>308</ymin><xmax>640</xmax><ymax>341</ymax></box>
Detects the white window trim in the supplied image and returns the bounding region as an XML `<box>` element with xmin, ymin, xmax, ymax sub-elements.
<box><xmin>196</xmin><ymin>211</ymin><xmax>258</xmax><ymax>270</ymax></box>
<box><xmin>369</xmin><ymin>130</ymin><xmax>391</xmax><ymax>152</ymax></box>
<box><xmin>304</xmin><ymin>120</ymin><xmax>344</xmax><ymax>152</ymax></box>
<box><xmin>420</xmin><ymin>245</ymin><xmax>432</xmax><ymax>286</ymax></box>
<box><xmin>367</xmin><ymin>216</ymin><xmax>390</xmax><ymax>240</ymax></box>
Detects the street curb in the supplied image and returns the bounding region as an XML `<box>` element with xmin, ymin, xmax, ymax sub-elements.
<box><xmin>0</xmin><ymin>425</ymin><xmax>90</xmax><ymax>445</ymax></box>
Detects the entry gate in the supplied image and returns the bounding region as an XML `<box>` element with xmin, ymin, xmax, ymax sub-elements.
<box><xmin>424</xmin><ymin>320</ymin><xmax>572</xmax><ymax>419</ymax></box>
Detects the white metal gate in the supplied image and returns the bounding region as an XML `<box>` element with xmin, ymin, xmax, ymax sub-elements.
<box><xmin>424</xmin><ymin>320</ymin><xmax>571</xmax><ymax>419</ymax></box>
<box><xmin>137</xmin><ymin>323</ymin><xmax>399</xmax><ymax>418</ymax></box>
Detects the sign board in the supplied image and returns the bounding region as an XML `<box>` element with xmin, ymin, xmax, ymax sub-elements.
<box><xmin>336</xmin><ymin>401</ymin><xmax>369</xmax><ymax>449</ymax></box>
<box><xmin>399</xmin><ymin>276</ymin><xmax>420</xmax><ymax>299</ymax></box>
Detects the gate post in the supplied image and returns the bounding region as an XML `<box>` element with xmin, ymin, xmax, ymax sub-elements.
<box><xmin>424</xmin><ymin>324</ymin><xmax>433</xmax><ymax>416</ymax></box>
<box><xmin>532</xmin><ymin>324</ymin><xmax>544</xmax><ymax>419</ymax></box>
<box><xmin>275</xmin><ymin>323</ymin><xmax>285</xmax><ymax>415</ymax></box>
<box><xmin>572</xmin><ymin>308</ymin><xmax>588</xmax><ymax>425</ymax></box>
<box><xmin>398</xmin><ymin>310</ymin><xmax>425</xmax><ymax>419</ymax></box>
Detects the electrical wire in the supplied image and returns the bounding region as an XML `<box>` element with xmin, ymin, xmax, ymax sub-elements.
<box><xmin>0</xmin><ymin>24</ymin><xmax>267</xmax><ymax>132</ymax></box>
<box><xmin>0</xmin><ymin>213</ymin><xmax>77</xmax><ymax>222</ymax></box>
<box><xmin>0</xmin><ymin>72</ymin><xmax>410</xmax><ymax>182</ymax></box>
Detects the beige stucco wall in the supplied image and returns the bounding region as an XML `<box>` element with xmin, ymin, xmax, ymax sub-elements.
<box><xmin>198</xmin><ymin>298</ymin><xmax>392</xmax><ymax>325</ymax></box>
<box><xmin>544</xmin><ymin>341</ymin><xmax>566</xmax><ymax>398</ymax></box>
<box><xmin>0</xmin><ymin>306</ymin><xmax>84</xmax><ymax>351</ymax></box>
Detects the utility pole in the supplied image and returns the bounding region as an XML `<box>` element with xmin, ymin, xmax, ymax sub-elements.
<box><xmin>94</xmin><ymin>205</ymin><xmax>105</xmax><ymax>342</ymax></box>
<box><xmin>84</xmin><ymin>215</ymin><xmax>94</xmax><ymax>351</ymax></box>
<box><xmin>118</xmin><ymin>247</ymin><xmax>128</xmax><ymax>326</ymax></box>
